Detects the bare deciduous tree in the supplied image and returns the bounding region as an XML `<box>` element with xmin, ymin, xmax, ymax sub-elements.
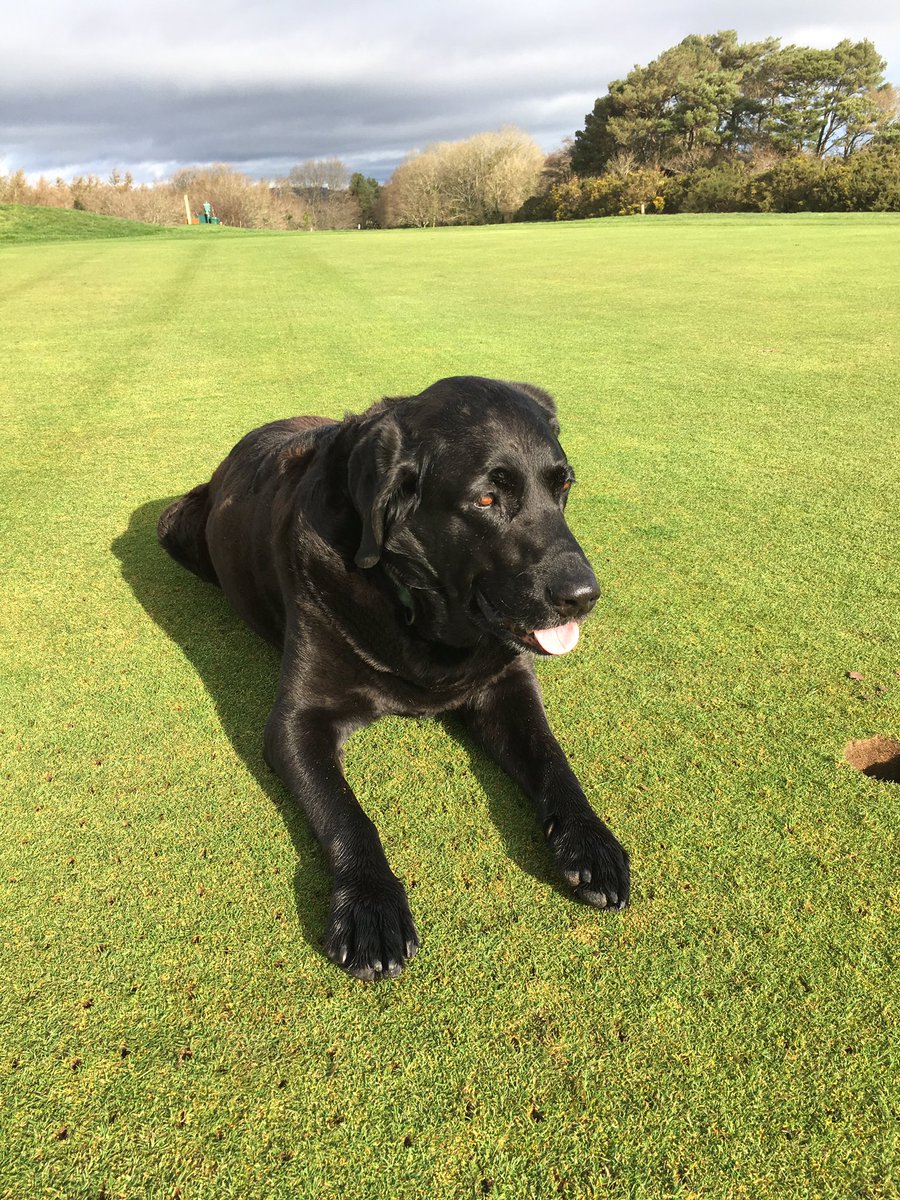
<box><xmin>383</xmin><ymin>127</ymin><xmax>544</xmax><ymax>227</ymax></box>
<box><xmin>171</xmin><ymin>164</ymin><xmax>271</xmax><ymax>227</ymax></box>
<box><xmin>286</xmin><ymin>158</ymin><xmax>350</xmax><ymax>193</ymax></box>
<box><xmin>279</xmin><ymin>158</ymin><xmax>360</xmax><ymax>229</ymax></box>
<box><xmin>381</xmin><ymin>148</ymin><xmax>446</xmax><ymax>227</ymax></box>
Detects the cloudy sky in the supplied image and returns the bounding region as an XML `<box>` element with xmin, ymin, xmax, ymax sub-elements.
<box><xmin>3</xmin><ymin>0</ymin><xmax>899</xmax><ymax>183</ymax></box>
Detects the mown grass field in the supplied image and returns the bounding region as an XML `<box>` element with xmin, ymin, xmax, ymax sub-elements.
<box><xmin>1</xmin><ymin>207</ymin><xmax>898</xmax><ymax>1199</ymax></box>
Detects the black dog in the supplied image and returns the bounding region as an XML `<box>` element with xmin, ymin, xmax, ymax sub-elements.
<box><xmin>158</xmin><ymin>376</ymin><xmax>629</xmax><ymax>979</ymax></box>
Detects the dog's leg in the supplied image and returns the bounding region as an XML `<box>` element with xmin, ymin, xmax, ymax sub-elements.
<box><xmin>460</xmin><ymin>661</ymin><xmax>630</xmax><ymax>910</ymax></box>
<box><xmin>264</xmin><ymin>697</ymin><xmax>419</xmax><ymax>980</ymax></box>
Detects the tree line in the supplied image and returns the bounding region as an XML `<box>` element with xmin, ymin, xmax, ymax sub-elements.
<box><xmin>534</xmin><ymin>31</ymin><xmax>900</xmax><ymax>221</ymax></box>
<box><xmin>572</xmin><ymin>32</ymin><xmax>896</xmax><ymax>173</ymax></box>
<box><xmin>2</xmin><ymin>30</ymin><xmax>898</xmax><ymax>228</ymax></box>
<box><xmin>0</xmin><ymin>130</ymin><xmax>542</xmax><ymax>230</ymax></box>
<box><xmin>0</xmin><ymin>161</ymin><xmax>384</xmax><ymax>230</ymax></box>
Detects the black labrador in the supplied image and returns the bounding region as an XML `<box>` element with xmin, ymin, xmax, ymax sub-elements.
<box><xmin>158</xmin><ymin>376</ymin><xmax>629</xmax><ymax>979</ymax></box>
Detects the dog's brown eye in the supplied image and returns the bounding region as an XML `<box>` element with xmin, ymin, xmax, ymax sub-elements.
<box><xmin>561</xmin><ymin>480</ymin><xmax>572</xmax><ymax>494</ymax></box>
<box><xmin>475</xmin><ymin>494</ymin><xmax>495</xmax><ymax>508</ymax></box>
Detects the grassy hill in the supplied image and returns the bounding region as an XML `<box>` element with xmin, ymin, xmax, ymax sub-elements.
<box><xmin>0</xmin><ymin>203</ymin><xmax>182</xmax><ymax>245</ymax></box>
<box><xmin>1</xmin><ymin>215</ymin><xmax>898</xmax><ymax>1199</ymax></box>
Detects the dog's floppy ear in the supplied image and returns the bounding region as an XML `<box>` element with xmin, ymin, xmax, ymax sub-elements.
<box><xmin>347</xmin><ymin>414</ymin><xmax>416</xmax><ymax>569</ymax></box>
<box><xmin>507</xmin><ymin>382</ymin><xmax>561</xmax><ymax>436</ymax></box>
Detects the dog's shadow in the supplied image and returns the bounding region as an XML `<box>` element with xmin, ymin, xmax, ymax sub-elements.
<box><xmin>113</xmin><ymin>499</ymin><xmax>565</xmax><ymax>964</ymax></box>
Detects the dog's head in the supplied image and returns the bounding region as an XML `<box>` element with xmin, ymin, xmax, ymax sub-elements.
<box><xmin>347</xmin><ymin>376</ymin><xmax>599</xmax><ymax>655</ymax></box>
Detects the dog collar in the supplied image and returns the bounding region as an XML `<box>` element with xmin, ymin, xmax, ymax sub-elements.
<box><xmin>383</xmin><ymin>567</ymin><xmax>416</xmax><ymax>625</ymax></box>
<box><xmin>396</xmin><ymin>584</ymin><xmax>416</xmax><ymax>625</ymax></box>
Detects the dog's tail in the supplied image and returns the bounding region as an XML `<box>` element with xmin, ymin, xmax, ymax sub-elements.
<box><xmin>157</xmin><ymin>484</ymin><xmax>220</xmax><ymax>585</ymax></box>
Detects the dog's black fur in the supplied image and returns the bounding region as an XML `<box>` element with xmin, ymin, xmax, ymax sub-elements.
<box><xmin>158</xmin><ymin>376</ymin><xmax>629</xmax><ymax>979</ymax></box>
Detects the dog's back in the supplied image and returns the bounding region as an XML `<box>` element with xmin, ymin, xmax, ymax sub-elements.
<box><xmin>158</xmin><ymin>415</ymin><xmax>334</xmax><ymax>586</ymax></box>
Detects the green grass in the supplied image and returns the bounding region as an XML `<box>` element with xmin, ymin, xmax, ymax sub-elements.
<box><xmin>1</xmin><ymin>210</ymin><xmax>898</xmax><ymax>1199</ymax></box>
<box><xmin>0</xmin><ymin>203</ymin><xmax>188</xmax><ymax>245</ymax></box>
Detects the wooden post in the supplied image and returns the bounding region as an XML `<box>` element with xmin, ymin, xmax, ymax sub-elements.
<box><xmin>183</xmin><ymin>194</ymin><xmax>191</xmax><ymax>225</ymax></box>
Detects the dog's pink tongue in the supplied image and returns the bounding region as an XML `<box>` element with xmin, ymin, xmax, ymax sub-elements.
<box><xmin>533</xmin><ymin>622</ymin><xmax>580</xmax><ymax>656</ymax></box>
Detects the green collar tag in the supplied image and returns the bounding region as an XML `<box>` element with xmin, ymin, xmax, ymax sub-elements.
<box><xmin>396</xmin><ymin>584</ymin><xmax>415</xmax><ymax>625</ymax></box>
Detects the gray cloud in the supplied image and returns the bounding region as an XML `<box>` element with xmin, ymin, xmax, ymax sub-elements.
<box><xmin>3</xmin><ymin>0</ymin><xmax>899</xmax><ymax>182</ymax></box>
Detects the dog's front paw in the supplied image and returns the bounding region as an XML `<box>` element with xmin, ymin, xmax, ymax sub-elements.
<box><xmin>324</xmin><ymin>873</ymin><xmax>420</xmax><ymax>981</ymax></box>
<box><xmin>545</xmin><ymin>812</ymin><xmax>630</xmax><ymax>910</ymax></box>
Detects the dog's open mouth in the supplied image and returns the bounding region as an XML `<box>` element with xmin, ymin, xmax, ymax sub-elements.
<box><xmin>474</xmin><ymin>591</ymin><xmax>580</xmax><ymax>656</ymax></box>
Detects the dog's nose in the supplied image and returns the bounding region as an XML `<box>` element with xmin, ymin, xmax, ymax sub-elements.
<box><xmin>547</xmin><ymin>564</ymin><xmax>600</xmax><ymax>620</ymax></box>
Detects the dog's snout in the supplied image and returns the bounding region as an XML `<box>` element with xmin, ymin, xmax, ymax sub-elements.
<box><xmin>547</xmin><ymin>563</ymin><xmax>600</xmax><ymax>620</ymax></box>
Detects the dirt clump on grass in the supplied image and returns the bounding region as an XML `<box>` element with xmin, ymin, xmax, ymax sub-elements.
<box><xmin>843</xmin><ymin>736</ymin><xmax>900</xmax><ymax>783</ymax></box>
